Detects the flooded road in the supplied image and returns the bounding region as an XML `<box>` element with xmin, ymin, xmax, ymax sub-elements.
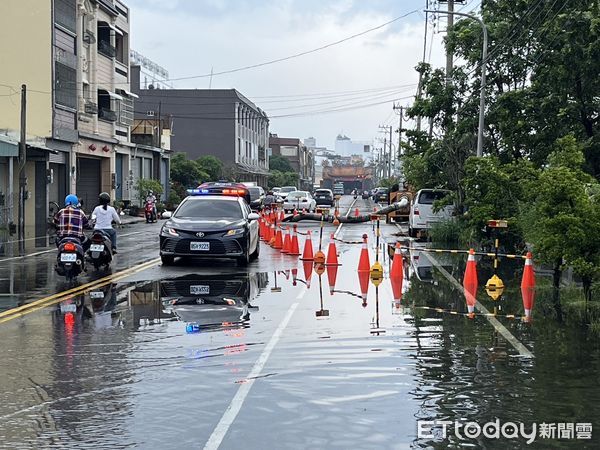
<box><xmin>0</xmin><ymin>197</ymin><xmax>598</xmax><ymax>449</ymax></box>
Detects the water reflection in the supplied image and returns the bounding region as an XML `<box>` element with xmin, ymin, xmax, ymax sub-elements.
<box><xmin>161</xmin><ymin>273</ymin><xmax>269</xmax><ymax>332</ymax></box>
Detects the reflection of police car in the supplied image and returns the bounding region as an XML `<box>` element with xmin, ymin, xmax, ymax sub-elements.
<box><xmin>159</xmin><ymin>185</ymin><xmax>260</xmax><ymax>266</ymax></box>
<box><xmin>161</xmin><ymin>273</ymin><xmax>267</xmax><ymax>327</ymax></box>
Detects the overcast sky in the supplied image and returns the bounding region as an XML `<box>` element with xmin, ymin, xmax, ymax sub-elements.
<box><xmin>127</xmin><ymin>0</ymin><xmax>480</xmax><ymax>151</ymax></box>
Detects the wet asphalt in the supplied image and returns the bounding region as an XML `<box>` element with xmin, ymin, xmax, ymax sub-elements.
<box><xmin>0</xmin><ymin>196</ymin><xmax>599</xmax><ymax>449</ymax></box>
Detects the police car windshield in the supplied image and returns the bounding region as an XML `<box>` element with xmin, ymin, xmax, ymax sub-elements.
<box><xmin>175</xmin><ymin>199</ymin><xmax>243</xmax><ymax>219</ymax></box>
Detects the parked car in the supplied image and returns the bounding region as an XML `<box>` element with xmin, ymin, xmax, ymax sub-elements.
<box><xmin>283</xmin><ymin>191</ymin><xmax>316</xmax><ymax>212</ymax></box>
<box><xmin>247</xmin><ymin>186</ymin><xmax>265</xmax><ymax>210</ymax></box>
<box><xmin>314</xmin><ymin>188</ymin><xmax>334</xmax><ymax>206</ymax></box>
<box><xmin>408</xmin><ymin>189</ymin><xmax>454</xmax><ymax>238</ymax></box>
<box><xmin>278</xmin><ymin>186</ymin><xmax>297</xmax><ymax>200</ymax></box>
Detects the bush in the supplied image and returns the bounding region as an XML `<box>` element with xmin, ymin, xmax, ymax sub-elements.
<box><xmin>428</xmin><ymin>219</ymin><xmax>462</xmax><ymax>245</ymax></box>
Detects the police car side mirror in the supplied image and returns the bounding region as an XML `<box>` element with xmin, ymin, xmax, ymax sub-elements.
<box><xmin>248</xmin><ymin>213</ymin><xmax>260</xmax><ymax>221</ymax></box>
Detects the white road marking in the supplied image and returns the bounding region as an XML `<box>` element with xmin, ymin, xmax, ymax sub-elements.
<box><xmin>204</xmin><ymin>287</ymin><xmax>307</xmax><ymax>450</ymax></box>
<box><xmin>425</xmin><ymin>252</ymin><xmax>534</xmax><ymax>358</ymax></box>
<box><xmin>333</xmin><ymin>196</ymin><xmax>358</xmax><ymax>239</ymax></box>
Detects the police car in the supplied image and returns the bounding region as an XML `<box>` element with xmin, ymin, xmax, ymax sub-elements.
<box><xmin>159</xmin><ymin>183</ymin><xmax>260</xmax><ymax>266</ymax></box>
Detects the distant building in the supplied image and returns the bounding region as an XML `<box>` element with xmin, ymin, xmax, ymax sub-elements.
<box><xmin>334</xmin><ymin>134</ymin><xmax>373</xmax><ymax>161</ymax></box>
<box><xmin>132</xmin><ymin>66</ymin><xmax>270</xmax><ymax>187</ymax></box>
<box><xmin>268</xmin><ymin>135</ymin><xmax>314</xmax><ymax>190</ymax></box>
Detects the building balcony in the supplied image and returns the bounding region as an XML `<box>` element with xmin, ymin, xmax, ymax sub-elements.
<box><xmin>99</xmin><ymin>108</ymin><xmax>117</xmax><ymax>122</ymax></box>
<box><xmin>98</xmin><ymin>40</ymin><xmax>116</xmax><ymax>58</ymax></box>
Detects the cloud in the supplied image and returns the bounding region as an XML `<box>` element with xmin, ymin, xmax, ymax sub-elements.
<box><xmin>127</xmin><ymin>0</ymin><xmax>445</xmax><ymax>150</ymax></box>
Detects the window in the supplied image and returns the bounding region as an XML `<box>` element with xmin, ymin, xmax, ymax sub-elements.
<box><xmin>55</xmin><ymin>0</ymin><xmax>76</xmax><ymax>32</ymax></box>
<box><xmin>97</xmin><ymin>22</ymin><xmax>115</xmax><ymax>58</ymax></box>
<box><xmin>175</xmin><ymin>199</ymin><xmax>243</xmax><ymax>219</ymax></box>
<box><xmin>97</xmin><ymin>90</ymin><xmax>116</xmax><ymax>121</ymax></box>
<box><xmin>55</xmin><ymin>62</ymin><xmax>77</xmax><ymax>109</ymax></box>
<box><xmin>115</xmin><ymin>30</ymin><xmax>127</xmax><ymax>64</ymax></box>
<box><xmin>417</xmin><ymin>190</ymin><xmax>450</xmax><ymax>205</ymax></box>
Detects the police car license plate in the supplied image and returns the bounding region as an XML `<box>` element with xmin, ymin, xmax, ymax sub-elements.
<box><xmin>60</xmin><ymin>253</ymin><xmax>77</xmax><ymax>262</ymax></box>
<box><xmin>190</xmin><ymin>242</ymin><xmax>210</xmax><ymax>251</ymax></box>
<box><xmin>90</xmin><ymin>244</ymin><xmax>104</xmax><ymax>252</ymax></box>
<box><xmin>190</xmin><ymin>285</ymin><xmax>210</xmax><ymax>295</ymax></box>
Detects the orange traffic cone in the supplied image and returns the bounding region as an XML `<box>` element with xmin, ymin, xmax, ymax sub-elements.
<box><xmin>325</xmin><ymin>233</ymin><xmax>340</xmax><ymax>266</ymax></box>
<box><xmin>303</xmin><ymin>260</ymin><xmax>313</xmax><ymax>289</ymax></box>
<box><xmin>281</xmin><ymin>227</ymin><xmax>291</xmax><ymax>254</ymax></box>
<box><xmin>327</xmin><ymin>264</ymin><xmax>338</xmax><ymax>295</ymax></box>
<box><xmin>463</xmin><ymin>248</ymin><xmax>478</xmax><ymax>318</ymax></box>
<box><xmin>289</xmin><ymin>225</ymin><xmax>301</xmax><ymax>256</ymax></box>
<box><xmin>357</xmin><ymin>234</ymin><xmax>371</xmax><ymax>272</ymax></box>
<box><xmin>358</xmin><ymin>270</ymin><xmax>369</xmax><ymax>307</ymax></box>
<box><xmin>355</xmin><ymin>207</ymin><xmax>360</xmax><ymax>217</ymax></box>
<box><xmin>390</xmin><ymin>243</ymin><xmax>404</xmax><ymax>302</ymax></box>
<box><xmin>273</xmin><ymin>226</ymin><xmax>283</xmax><ymax>249</ymax></box>
<box><xmin>521</xmin><ymin>252</ymin><xmax>536</xmax><ymax>322</ymax></box>
<box><xmin>293</xmin><ymin>209</ymin><xmax>298</xmax><ymax>217</ymax></box>
<box><xmin>301</xmin><ymin>231</ymin><xmax>314</xmax><ymax>261</ymax></box>
<box><xmin>279</xmin><ymin>210</ymin><xmax>285</xmax><ymax>222</ymax></box>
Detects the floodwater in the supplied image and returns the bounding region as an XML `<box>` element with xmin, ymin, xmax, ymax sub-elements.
<box><xmin>0</xmin><ymin>240</ymin><xmax>598</xmax><ymax>449</ymax></box>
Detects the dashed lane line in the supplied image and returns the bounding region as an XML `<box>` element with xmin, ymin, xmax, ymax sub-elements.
<box><xmin>203</xmin><ymin>286</ymin><xmax>307</xmax><ymax>450</ymax></box>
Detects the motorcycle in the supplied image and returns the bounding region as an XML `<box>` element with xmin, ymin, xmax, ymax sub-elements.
<box><xmin>145</xmin><ymin>201</ymin><xmax>157</xmax><ymax>223</ymax></box>
<box><xmin>87</xmin><ymin>230</ymin><xmax>113</xmax><ymax>270</ymax></box>
<box><xmin>55</xmin><ymin>237</ymin><xmax>86</xmax><ymax>281</ymax></box>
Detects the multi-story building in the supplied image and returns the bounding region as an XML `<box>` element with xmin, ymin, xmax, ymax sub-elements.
<box><xmin>131</xmin><ymin>66</ymin><xmax>270</xmax><ymax>187</ymax></box>
<box><xmin>335</xmin><ymin>134</ymin><xmax>373</xmax><ymax>161</ymax></box>
<box><xmin>74</xmin><ymin>0</ymin><xmax>135</xmax><ymax>208</ymax></box>
<box><xmin>0</xmin><ymin>0</ymin><xmax>135</xmax><ymax>253</ymax></box>
<box><xmin>268</xmin><ymin>135</ymin><xmax>315</xmax><ymax>190</ymax></box>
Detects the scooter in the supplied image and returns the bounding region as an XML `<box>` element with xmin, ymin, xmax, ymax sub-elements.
<box><xmin>55</xmin><ymin>237</ymin><xmax>86</xmax><ymax>281</ymax></box>
<box><xmin>87</xmin><ymin>230</ymin><xmax>113</xmax><ymax>270</ymax></box>
<box><xmin>145</xmin><ymin>201</ymin><xmax>157</xmax><ymax>223</ymax></box>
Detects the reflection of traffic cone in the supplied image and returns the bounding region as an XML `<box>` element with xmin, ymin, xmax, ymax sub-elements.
<box><xmin>292</xmin><ymin>266</ymin><xmax>298</xmax><ymax>286</ymax></box>
<box><xmin>463</xmin><ymin>248</ymin><xmax>478</xmax><ymax>319</ymax></box>
<box><xmin>325</xmin><ymin>234</ymin><xmax>340</xmax><ymax>266</ymax></box>
<box><xmin>327</xmin><ymin>264</ymin><xmax>338</xmax><ymax>295</ymax></box>
<box><xmin>303</xmin><ymin>260</ymin><xmax>313</xmax><ymax>289</ymax></box>
<box><xmin>289</xmin><ymin>225</ymin><xmax>301</xmax><ymax>256</ymax></box>
<box><xmin>357</xmin><ymin>234</ymin><xmax>370</xmax><ymax>272</ymax></box>
<box><xmin>281</xmin><ymin>227</ymin><xmax>291</xmax><ymax>254</ymax></box>
<box><xmin>390</xmin><ymin>243</ymin><xmax>404</xmax><ymax>302</ymax></box>
<box><xmin>521</xmin><ymin>252</ymin><xmax>536</xmax><ymax>322</ymax></box>
<box><xmin>273</xmin><ymin>227</ymin><xmax>283</xmax><ymax>249</ymax></box>
<box><xmin>358</xmin><ymin>270</ymin><xmax>369</xmax><ymax>305</ymax></box>
<box><xmin>301</xmin><ymin>231</ymin><xmax>314</xmax><ymax>261</ymax></box>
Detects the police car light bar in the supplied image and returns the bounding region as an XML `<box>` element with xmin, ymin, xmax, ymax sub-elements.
<box><xmin>186</xmin><ymin>188</ymin><xmax>246</xmax><ymax>196</ymax></box>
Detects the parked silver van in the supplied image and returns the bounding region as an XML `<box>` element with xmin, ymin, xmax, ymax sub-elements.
<box><xmin>408</xmin><ymin>189</ymin><xmax>454</xmax><ymax>238</ymax></box>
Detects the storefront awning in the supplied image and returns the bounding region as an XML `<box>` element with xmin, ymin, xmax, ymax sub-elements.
<box><xmin>0</xmin><ymin>135</ymin><xmax>58</xmax><ymax>157</ymax></box>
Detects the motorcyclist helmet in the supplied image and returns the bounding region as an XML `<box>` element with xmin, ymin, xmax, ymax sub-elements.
<box><xmin>148</xmin><ymin>190</ymin><xmax>153</xmax><ymax>195</ymax></box>
<box><xmin>65</xmin><ymin>194</ymin><xmax>79</xmax><ymax>207</ymax></box>
<box><xmin>99</xmin><ymin>192</ymin><xmax>111</xmax><ymax>204</ymax></box>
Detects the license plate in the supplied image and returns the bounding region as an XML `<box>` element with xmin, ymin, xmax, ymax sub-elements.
<box><xmin>90</xmin><ymin>244</ymin><xmax>104</xmax><ymax>252</ymax></box>
<box><xmin>190</xmin><ymin>285</ymin><xmax>210</xmax><ymax>295</ymax></box>
<box><xmin>190</xmin><ymin>242</ymin><xmax>210</xmax><ymax>251</ymax></box>
<box><xmin>90</xmin><ymin>291</ymin><xmax>105</xmax><ymax>299</ymax></box>
<box><xmin>60</xmin><ymin>303</ymin><xmax>77</xmax><ymax>313</ymax></box>
<box><xmin>60</xmin><ymin>253</ymin><xmax>77</xmax><ymax>262</ymax></box>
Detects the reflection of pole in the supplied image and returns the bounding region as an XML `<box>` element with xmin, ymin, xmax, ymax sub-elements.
<box><xmin>425</xmin><ymin>9</ymin><xmax>488</xmax><ymax>157</ymax></box>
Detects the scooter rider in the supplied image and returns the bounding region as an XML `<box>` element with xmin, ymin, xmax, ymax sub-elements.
<box><xmin>146</xmin><ymin>190</ymin><xmax>157</xmax><ymax>217</ymax></box>
<box><xmin>92</xmin><ymin>192</ymin><xmax>121</xmax><ymax>253</ymax></box>
<box><xmin>53</xmin><ymin>194</ymin><xmax>90</xmax><ymax>251</ymax></box>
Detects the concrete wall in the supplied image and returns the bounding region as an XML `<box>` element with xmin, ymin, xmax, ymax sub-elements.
<box><xmin>0</xmin><ymin>0</ymin><xmax>53</xmax><ymax>138</ymax></box>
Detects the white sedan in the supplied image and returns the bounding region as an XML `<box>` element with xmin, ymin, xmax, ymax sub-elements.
<box><xmin>283</xmin><ymin>191</ymin><xmax>316</xmax><ymax>213</ymax></box>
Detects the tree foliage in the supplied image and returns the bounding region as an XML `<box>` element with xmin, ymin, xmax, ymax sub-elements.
<box><xmin>269</xmin><ymin>155</ymin><xmax>294</xmax><ymax>172</ymax></box>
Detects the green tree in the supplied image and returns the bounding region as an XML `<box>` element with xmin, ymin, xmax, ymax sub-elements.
<box><xmin>170</xmin><ymin>153</ymin><xmax>208</xmax><ymax>187</ymax></box>
<box><xmin>197</xmin><ymin>155</ymin><xmax>223</xmax><ymax>181</ymax></box>
<box><xmin>269</xmin><ymin>155</ymin><xmax>294</xmax><ymax>172</ymax></box>
<box><xmin>136</xmin><ymin>178</ymin><xmax>163</xmax><ymax>206</ymax></box>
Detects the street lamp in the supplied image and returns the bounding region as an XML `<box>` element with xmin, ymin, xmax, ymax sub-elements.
<box><xmin>424</xmin><ymin>9</ymin><xmax>488</xmax><ymax>157</ymax></box>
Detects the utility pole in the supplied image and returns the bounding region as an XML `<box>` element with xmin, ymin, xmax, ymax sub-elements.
<box><xmin>378</xmin><ymin>125</ymin><xmax>392</xmax><ymax>179</ymax></box>
<box><xmin>416</xmin><ymin>0</ymin><xmax>429</xmax><ymax>132</ymax></box>
<box><xmin>18</xmin><ymin>84</ymin><xmax>27</xmax><ymax>256</ymax></box>
<box><xmin>426</xmin><ymin>8</ymin><xmax>487</xmax><ymax>157</ymax></box>
<box><xmin>393</xmin><ymin>103</ymin><xmax>404</xmax><ymax>155</ymax></box>
<box><xmin>445</xmin><ymin>0</ymin><xmax>455</xmax><ymax>84</ymax></box>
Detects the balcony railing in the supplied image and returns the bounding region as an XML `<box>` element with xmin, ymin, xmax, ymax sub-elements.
<box><xmin>98</xmin><ymin>40</ymin><xmax>116</xmax><ymax>58</ymax></box>
<box><xmin>99</xmin><ymin>108</ymin><xmax>117</xmax><ymax>122</ymax></box>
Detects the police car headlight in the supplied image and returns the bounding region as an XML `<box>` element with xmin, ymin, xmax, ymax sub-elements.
<box><xmin>162</xmin><ymin>226</ymin><xmax>179</xmax><ymax>237</ymax></box>
<box><xmin>225</xmin><ymin>228</ymin><xmax>245</xmax><ymax>236</ymax></box>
